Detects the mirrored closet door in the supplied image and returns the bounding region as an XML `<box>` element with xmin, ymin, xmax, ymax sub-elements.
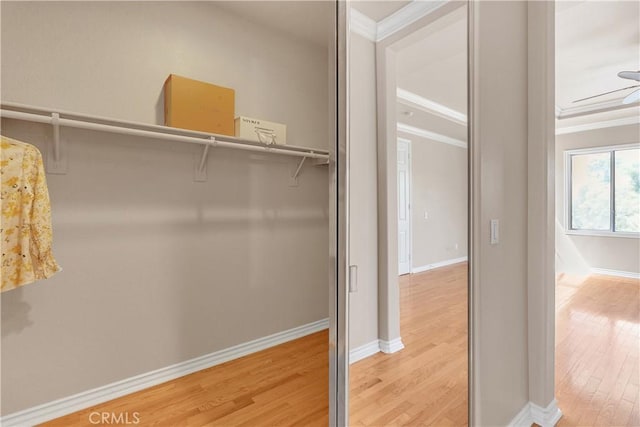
<box><xmin>0</xmin><ymin>2</ymin><xmax>340</xmax><ymax>426</ymax></box>
<box><xmin>346</xmin><ymin>1</ymin><xmax>469</xmax><ymax>425</ymax></box>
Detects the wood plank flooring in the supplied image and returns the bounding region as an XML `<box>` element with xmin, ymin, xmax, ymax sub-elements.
<box><xmin>42</xmin><ymin>265</ymin><xmax>638</xmax><ymax>426</ymax></box>
<box><xmin>349</xmin><ymin>262</ymin><xmax>468</xmax><ymax>427</ymax></box>
<box><xmin>555</xmin><ymin>273</ymin><xmax>640</xmax><ymax>427</ymax></box>
<box><xmin>41</xmin><ymin>331</ymin><xmax>329</xmax><ymax>426</ymax></box>
<box><xmin>42</xmin><ymin>263</ymin><xmax>468</xmax><ymax>426</ymax></box>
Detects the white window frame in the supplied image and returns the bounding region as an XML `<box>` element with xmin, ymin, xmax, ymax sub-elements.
<box><xmin>565</xmin><ymin>143</ymin><xmax>640</xmax><ymax>238</ymax></box>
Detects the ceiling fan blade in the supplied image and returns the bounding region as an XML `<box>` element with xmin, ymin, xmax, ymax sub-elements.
<box><xmin>622</xmin><ymin>89</ymin><xmax>640</xmax><ymax>105</ymax></box>
<box><xmin>618</xmin><ymin>71</ymin><xmax>640</xmax><ymax>81</ymax></box>
<box><xmin>572</xmin><ymin>84</ymin><xmax>640</xmax><ymax>103</ymax></box>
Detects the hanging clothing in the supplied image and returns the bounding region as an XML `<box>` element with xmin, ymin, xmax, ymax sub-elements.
<box><xmin>1</xmin><ymin>135</ymin><xmax>61</xmax><ymax>292</ymax></box>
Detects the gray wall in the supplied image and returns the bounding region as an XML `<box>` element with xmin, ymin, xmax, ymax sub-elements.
<box><xmin>1</xmin><ymin>1</ymin><xmax>329</xmax><ymax>415</ymax></box>
<box><xmin>410</xmin><ymin>139</ymin><xmax>467</xmax><ymax>269</ymax></box>
<box><xmin>348</xmin><ymin>33</ymin><xmax>379</xmax><ymax>350</ymax></box>
<box><xmin>471</xmin><ymin>1</ymin><xmax>530</xmax><ymax>425</ymax></box>
<box><xmin>555</xmin><ymin>124</ymin><xmax>640</xmax><ymax>274</ymax></box>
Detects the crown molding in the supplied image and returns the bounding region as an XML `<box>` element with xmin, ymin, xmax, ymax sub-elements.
<box><xmin>349</xmin><ymin>0</ymin><xmax>449</xmax><ymax>42</ymax></box>
<box><xmin>555</xmin><ymin>116</ymin><xmax>639</xmax><ymax>135</ymax></box>
<box><xmin>397</xmin><ymin>88</ymin><xmax>467</xmax><ymax>125</ymax></box>
<box><xmin>556</xmin><ymin>97</ymin><xmax>635</xmax><ymax>120</ymax></box>
<box><xmin>350</xmin><ymin>8</ymin><xmax>377</xmax><ymax>41</ymax></box>
<box><xmin>377</xmin><ymin>1</ymin><xmax>449</xmax><ymax>41</ymax></box>
<box><xmin>397</xmin><ymin>122</ymin><xmax>467</xmax><ymax>148</ymax></box>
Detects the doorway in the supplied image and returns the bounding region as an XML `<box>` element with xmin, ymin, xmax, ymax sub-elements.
<box><xmin>397</xmin><ymin>137</ymin><xmax>412</xmax><ymax>276</ymax></box>
<box><xmin>346</xmin><ymin>1</ymin><xmax>469</xmax><ymax>425</ymax></box>
<box><xmin>554</xmin><ymin>2</ymin><xmax>640</xmax><ymax>425</ymax></box>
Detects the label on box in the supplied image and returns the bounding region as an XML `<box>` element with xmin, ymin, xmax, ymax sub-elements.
<box><xmin>235</xmin><ymin>116</ymin><xmax>287</xmax><ymax>145</ymax></box>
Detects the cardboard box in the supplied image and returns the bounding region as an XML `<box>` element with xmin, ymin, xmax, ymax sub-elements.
<box><xmin>234</xmin><ymin>116</ymin><xmax>287</xmax><ymax>145</ymax></box>
<box><xmin>164</xmin><ymin>74</ymin><xmax>235</xmax><ymax>136</ymax></box>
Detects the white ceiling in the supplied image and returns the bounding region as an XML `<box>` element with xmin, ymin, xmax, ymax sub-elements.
<box><xmin>214</xmin><ymin>1</ymin><xmax>638</xmax><ymax>136</ymax></box>
<box><xmin>351</xmin><ymin>0</ymin><xmax>411</xmax><ymax>22</ymax></box>
<box><xmin>396</xmin><ymin>102</ymin><xmax>467</xmax><ymax>142</ymax></box>
<box><xmin>396</xmin><ymin>7</ymin><xmax>466</xmax><ymax>113</ymax></box>
<box><xmin>386</xmin><ymin>0</ymin><xmax>640</xmax><ymax>139</ymax></box>
<box><xmin>393</xmin><ymin>5</ymin><xmax>467</xmax><ymax>142</ymax></box>
<box><xmin>556</xmin><ymin>1</ymin><xmax>640</xmax><ymax>113</ymax></box>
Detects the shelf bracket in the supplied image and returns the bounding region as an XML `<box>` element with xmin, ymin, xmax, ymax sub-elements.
<box><xmin>194</xmin><ymin>136</ymin><xmax>215</xmax><ymax>182</ymax></box>
<box><xmin>314</xmin><ymin>157</ymin><xmax>330</xmax><ymax>166</ymax></box>
<box><xmin>46</xmin><ymin>112</ymin><xmax>68</xmax><ymax>174</ymax></box>
<box><xmin>289</xmin><ymin>156</ymin><xmax>307</xmax><ymax>187</ymax></box>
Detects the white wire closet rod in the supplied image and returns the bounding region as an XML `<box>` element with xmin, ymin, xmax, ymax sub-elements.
<box><xmin>0</xmin><ymin>102</ymin><xmax>330</xmax><ymax>161</ymax></box>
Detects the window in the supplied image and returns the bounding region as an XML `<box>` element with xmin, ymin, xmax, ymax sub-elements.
<box><xmin>566</xmin><ymin>145</ymin><xmax>640</xmax><ymax>237</ymax></box>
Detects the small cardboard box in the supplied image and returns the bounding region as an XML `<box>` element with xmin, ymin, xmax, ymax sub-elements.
<box><xmin>164</xmin><ymin>74</ymin><xmax>235</xmax><ymax>136</ymax></box>
<box><xmin>234</xmin><ymin>116</ymin><xmax>287</xmax><ymax>145</ymax></box>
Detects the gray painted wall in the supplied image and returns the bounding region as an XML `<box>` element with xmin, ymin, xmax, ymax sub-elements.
<box><xmin>1</xmin><ymin>1</ymin><xmax>329</xmax><ymax>415</ymax></box>
<box><xmin>348</xmin><ymin>33</ymin><xmax>379</xmax><ymax>350</ymax></box>
<box><xmin>471</xmin><ymin>2</ymin><xmax>530</xmax><ymax>425</ymax></box>
<box><xmin>555</xmin><ymin>124</ymin><xmax>640</xmax><ymax>274</ymax></box>
<box><xmin>410</xmin><ymin>139</ymin><xmax>468</xmax><ymax>269</ymax></box>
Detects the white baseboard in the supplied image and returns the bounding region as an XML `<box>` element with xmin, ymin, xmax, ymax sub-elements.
<box><xmin>508</xmin><ymin>402</ymin><xmax>534</xmax><ymax>427</ymax></box>
<box><xmin>349</xmin><ymin>340</ymin><xmax>381</xmax><ymax>364</ymax></box>
<box><xmin>591</xmin><ymin>268</ymin><xmax>640</xmax><ymax>280</ymax></box>
<box><xmin>349</xmin><ymin>336</ymin><xmax>407</xmax><ymax>363</ymax></box>
<box><xmin>0</xmin><ymin>318</ymin><xmax>329</xmax><ymax>427</ymax></box>
<box><xmin>411</xmin><ymin>256</ymin><xmax>468</xmax><ymax>274</ymax></box>
<box><xmin>508</xmin><ymin>399</ymin><xmax>562</xmax><ymax>427</ymax></box>
<box><xmin>379</xmin><ymin>337</ymin><xmax>405</xmax><ymax>354</ymax></box>
<box><xmin>530</xmin><ymin>400</ymin><xmax>562</xmax><ymax>427</ymax></box>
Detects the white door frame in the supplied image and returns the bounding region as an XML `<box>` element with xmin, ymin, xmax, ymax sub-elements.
<box><xmin>397</xmin><ymin>137</ymin><xmax>412</xmax><ymax>275</ymax></box>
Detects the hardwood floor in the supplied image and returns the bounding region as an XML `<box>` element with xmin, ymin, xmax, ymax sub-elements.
<box><xmin>555</xmin><ymin>273</ymin><xmax>640</xmax><ymax>427</ymax></box>
<box><xmin>42</xmin><ymin>265</ymin><xmax>638</xmax><ymax>427</ymax></box>
<box><xmin>41</xmin><ymin>331</ymin><xmax>329</xmax><ymax>427</ymax></box>
<box><xmin>349</xmin><ymin>262</ymin><xmax>468</xmax><ymax>427</ymax></box>
<box><xmin>43</xmin><ymin>263</ymin><xmax>468</xmax><ymax>427</ymax></box>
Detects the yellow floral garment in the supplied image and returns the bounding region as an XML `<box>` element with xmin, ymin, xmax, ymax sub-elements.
<box><xmin>1</xmin><ymin>135</ymin><xmax>60</xmax><ymax>292</ymax></box>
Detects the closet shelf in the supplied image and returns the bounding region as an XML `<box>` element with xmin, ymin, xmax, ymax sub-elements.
<box><xmin>0</xmin><ymin>102</ymin><xmax>330</xmax><ymax>180</ymax></box>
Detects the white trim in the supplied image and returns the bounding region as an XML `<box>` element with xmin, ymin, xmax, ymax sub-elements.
<box><xmin>563</xmin><ymin>142</ymin><xmax>639</xmax><ymax>155</ymax></box>
<box><xmin>349</xmin><ymin>340</ymin><xmax>381</xmax><ymax>364</ymax></box>
<box><xmin>349</xmin><ymin>8</ymin><xmax>377</xmax><ymax>41</ymax></box>
<box><xmin>554</xmin><ymin>104</ymin><xmax>562</xmax><ymax>117</ymax></box>
<box><xmin>349</xmin><ymin>1</ymin><xmax>449</xmax><ymax>42</ymax></box>
<box><xmin>530</xmin><ymin>400</ymin><xmax>563</xmax><ymax>427</ymax></box>
<box><xmin>507</xmin><ymin>403</ymin><xmax>534</xmax><ymax>427</ymax></box>
<box><xmin>411</xmin><ymin>256</ymin><xmax>468</xmax><ymax>274</ymax></box>
<box><xmin>556</xmin><ymin>116</ymin><xmax>639</xmax><ymax>135</ymax></box>
<box><xmin>507</xmin><ymin>400</ymin><xmax>562</xmax><ymax>427</ymax></box>
<box><xmin>397</xmin><ymin>122</ymin><xmax>467</xmax><ymax>148</ymax></box>
<box><xmin>376</xmin><ymin>0</ymin><xmax>449</xmax><ymax>41</ymax></box>
<box><xmin>397</xmin><ymin>88</ymin><xmax>467</xmax><ymax>126</ymax></box>
<box><xmin>379</xmin><ymin>337</ymin><xmax>405</xmax><ymax>354</ymax></box>
<box><xmin>566</xmin><ymin>229</ymin><xmax>640</xmax><ymax>239</ymax></box>
<box><xmin>591</xmin><ymin>268</ymin><xmax>640</xmax><ymax>280</ymax></box>
<box><xmin>397</xmin><ymin>137</ymin><xmax>413</xmax><ymax>276</ymax></box>
<box><xmin>556</xmin><ymin>97</ymin><xmax>634</xmax><ymax>119</ymax></box>
<box><xmin>0</xmin><ymin>319</ymin><xmax>329</xmax><ymax>427</ymax></box>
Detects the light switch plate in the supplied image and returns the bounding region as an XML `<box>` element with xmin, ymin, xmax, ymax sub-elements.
<box><xmin>490</xmin><ymin>219</ymin><xmax>499</xmax><ymax>244</ymax></box>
